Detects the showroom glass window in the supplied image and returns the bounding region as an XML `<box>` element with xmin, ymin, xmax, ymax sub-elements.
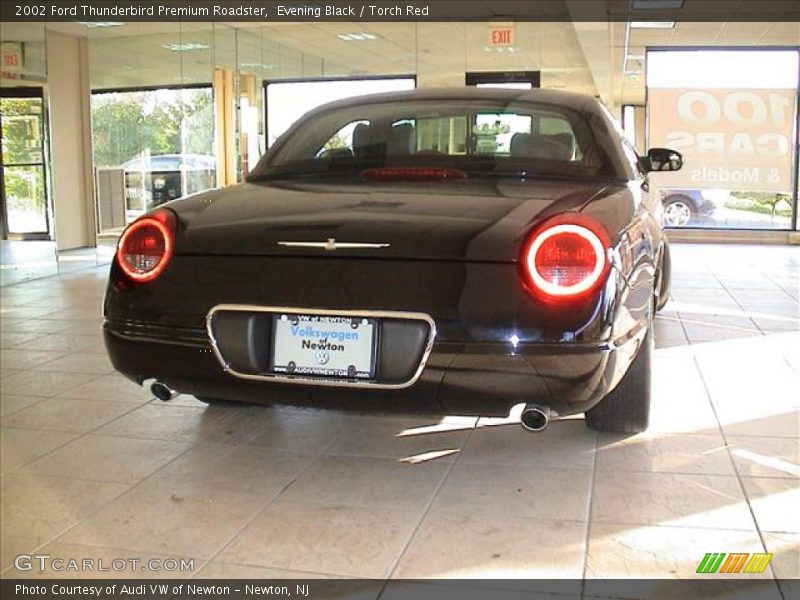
<box><xmin>646</xmin><ymin>49</ymin><xmax>799</xmax><ymax>230</ymax></box>
<box><xmin>90</xmin><ymin>86</ymin><xmax>216</xmax><ymax>226</ymax></box>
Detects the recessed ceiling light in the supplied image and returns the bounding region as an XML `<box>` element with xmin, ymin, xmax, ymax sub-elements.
<box><xmin>161</xmin><ymin>43</ymin><xmax>210</xmax><ymax>52</ymax></box>
<box><xmin>482</xmin><ymin>46</ymin><xmax>518</xmax><ymax>53</ymax></box>
<box><xmin>630</xmin><ymin>20</ymin><xmax>676</xmax><ymax>29</ymax></box>
<box><xmin>631</xmin><ymin>0</ymin><xmax>684</xmax><ymax>9</ymax></box>
<box><xmin>78</xmin><ymin>22</ymin><xmax>124</xmax><ymax>28</ymax></box>
<box><xmin>627</xmin><ymin>54</ymin><xmax>646</xmax><ymax>61</ymax></box>
<box><xmin>240</xmin><ymin>62</ymin><xmax>278</xmax><ymax>69</ymax></box>
<box><xmin>337</xmin><ymin>33</ymin><xmax>379</xmax><ymax>41</ymax></box>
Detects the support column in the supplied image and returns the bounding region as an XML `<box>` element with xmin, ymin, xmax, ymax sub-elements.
<box><xmin>45</xmin><ymin>30</ymin><xmax>95</xmax><ymax>250</ymax></box>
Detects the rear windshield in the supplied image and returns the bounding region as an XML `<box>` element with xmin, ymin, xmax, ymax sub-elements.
<box><xmin>251</xmin><ymin>99</ymin><xmax>619</xmax><ymax>180</ymax></box>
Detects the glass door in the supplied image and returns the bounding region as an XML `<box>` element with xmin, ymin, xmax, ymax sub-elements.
<box><xmin>0</xmin><ymin>88</ymin><xmax>51</xmax><ymax>240</ymax></box>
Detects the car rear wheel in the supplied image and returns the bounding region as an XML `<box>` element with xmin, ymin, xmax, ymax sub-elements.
<box><xmin>585</xmin><ymin>319</ymin><xmax>652</xmax><ymax>434</ymax></box>
<box><xmin>663</xmin><ymin>197</ymin><xmax>693</xmax><ymax>227</ymax></box>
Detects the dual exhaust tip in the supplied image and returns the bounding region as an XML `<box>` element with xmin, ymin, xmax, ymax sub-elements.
<box><xmin>150</xmin><ymin>381</ymin><xmax>178</xmax><ymax>402</ymax></box>
<box><xmin>520</xmin><ymin>404</ymin><xmax>550</xmax><ymax>432</ymax></box>
<box><xmin>149</xmin><ymin>380</ymin><xmax>550</xmax><ymax>432</ymax></box>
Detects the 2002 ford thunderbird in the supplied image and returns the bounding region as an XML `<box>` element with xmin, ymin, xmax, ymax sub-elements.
<box><xmin>104</xmin><ymin>88</ymin><xmax>682</xmax><ymax>433</ymax></box>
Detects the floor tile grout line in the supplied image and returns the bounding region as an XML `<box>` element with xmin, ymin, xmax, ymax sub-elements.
<box><xmin>192</xmin><ymin>559</ymin><xmax>350</xmax><ymax>579</ymax></box>
<box><xmin>753</xmin><ymin>266</ymin><xmax>800</xmax><ymax>302</ymax></box>
<box><xmin>190</xmin><ymin>448</ymin><xmax>331</xmax><ymax>576</ymax></box>
<box><xmin>1</xmin><ymin>364</ymin><xmax>107</xmax><ymax>391</ymax></box>
<box><xmin>33</xmin><ymin>428</ymin><xmax>216</xmax><ymax>562</ymax></box>
<box><xmin>714</xmin><ymin>272</ymin><xmax>800</xmax><ymax>375</ymax></box>
<box><xmin>0</xmin><ymin>333</ymin><xmax>49</xmax><ymax>348</ymax></box>
<box><xmin>0</xmin><ymin>264</ymin><xmax>110</xmax><ymax>290</ymax></box>
<box><xmin>707</xmin><ymin>272</ymin><xmax>764</xmax><ymax>334</ymax></box>
<box><xmin>0</xmin><ymin>390</ymin><xmax>145</xmax><ymax>476</ymax></box>
<box><xmin>0</xmin><ymin>396</ymin><xmax>53</xmax><ymax>420</ymax></box>
<box><xmin>689</xmin><ymin>351</ymin><xmax>785</xmax><ymax>599</ymax></box>
<box><xmin>22</xmin><ymin>447</ymin><xmax>234</xmax><ymax>569</ymax></box>
<box><xmin>0</xmin><ymin>305</ymin><xmax>68</xmax><ymax>322</ymax></box>
<box><xmin>379</xmin><ymin>418</ymin><xmax>479</xmax><ymax>591</ymax></box>
<box><xmin>579</xmin><ymin>429</ymin><xmax>599</xmax><ymax>597</ymax></box>
<box><xmin>1</xmin><ymin>414</ymin><xmax>173</xmax><ymax>575</ymax></box>
<box><xmin>0</xmin><ymin>353</ymin><xmax>106</xmax><ymax>374</ymax></box>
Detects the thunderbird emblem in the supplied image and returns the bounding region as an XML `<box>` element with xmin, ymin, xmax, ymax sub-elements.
<box><xmin>278</xmin><ymin>238</ymin><xmax>390</xmax><ymax>251</ymax></box>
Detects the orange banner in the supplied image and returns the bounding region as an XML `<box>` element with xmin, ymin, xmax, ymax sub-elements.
<box><xmin>648</xmin><ymin>88</ymin><xmax>797</xmax><ymax>193</ymax></box>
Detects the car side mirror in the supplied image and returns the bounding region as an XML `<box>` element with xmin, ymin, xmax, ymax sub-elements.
<box><xmin>642</xmin><ymin>148</ymin><xmax>683</xmax><ymax>172</ymax></box>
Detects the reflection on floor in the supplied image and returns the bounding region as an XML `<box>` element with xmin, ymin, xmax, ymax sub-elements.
<box><xmin>0</xmin><ymin>244</ymin><xmax>797</xmax><ymax>593</ymax></box>
<box><xmin>0</xmin><ymin>241</ymin><xmax>112</xmax><ymax>287</ymax></box>
<box><xmin>0</xmin><ymin>241</ymin><xmax>58</xmax><ymax>286</ymax></box>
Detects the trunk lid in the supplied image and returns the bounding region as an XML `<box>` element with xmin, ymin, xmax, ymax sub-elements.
<box><xmin>170</xmin><ymin>178</ymin><xmax>620</xmax><ymax>263</ymax></box>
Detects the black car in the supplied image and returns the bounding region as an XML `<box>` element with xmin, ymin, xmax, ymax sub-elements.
<box><xmin>104</xmin><ymin>88</ymin><xmax>681</xmax><ymax>434</ymax></box>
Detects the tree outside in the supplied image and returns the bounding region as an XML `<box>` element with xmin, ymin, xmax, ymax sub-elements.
<box><xmin>0</xmin><ymin>97</ymin><xmax>48</xmax><ymax>233</ymax></box>
<box><xmin>91</xmin><ymin>87</ymin><xmax>214</xmax><ymax>168</ymax></box>
<box><xmin>726</xmin><ymin>191</ymin><xmax>793</xmax><ymax>218</ymax></box>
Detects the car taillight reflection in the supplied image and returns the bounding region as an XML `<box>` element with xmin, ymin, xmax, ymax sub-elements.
<box><xmin>116</xmin><ymin>209</ymin><xmax>176</xmax><ymax>283</ymax></box>
<box><xmin>521</xmin><ymin>214</ymin><xmax>611</xmax><ymax>300</ymax></box>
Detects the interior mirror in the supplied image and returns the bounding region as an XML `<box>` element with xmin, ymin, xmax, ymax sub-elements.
<box><xmin>643</xmin><ymin>147</ymin><xmax>683</xmax><ymax>172</ymax></box>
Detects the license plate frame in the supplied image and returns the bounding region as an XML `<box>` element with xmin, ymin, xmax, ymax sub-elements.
<box><xmin>269</xmin><ymin>313</ymin><xmax>379</xmax><ymax>380</ymax></box>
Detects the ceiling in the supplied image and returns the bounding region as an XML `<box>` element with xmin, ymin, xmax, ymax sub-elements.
<box><xmin>3</xmin><ymin>15</ymin><xmax>798</xmax><ymax>106</ymax></box>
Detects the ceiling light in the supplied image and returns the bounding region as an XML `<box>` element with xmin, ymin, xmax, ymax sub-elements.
<box><xmin>630</xmin><ymin>20</ymin><xmax>676</xmax><ymax>29</ymax></box>
<box><xmin>78</xmin><ymin>22</ymin><xmax>124</xmax><ymax>28</ymax></box>
<box><xmin>627</xmin><ymin>54</ymin><xmax>646</xmax><ymax>61</ymax></box>
<box><xmin>482</xmin><ymin>46</ymin><xmax>518</xmax><ymax>53</ymax></box>
<box><xmin>337</xmin><ymin>33</ymin><xmax>379</xmax><ymax>41</ymax></box>
<box><xmin>161</xmin><ymin>43</ymin><xmax>210</xmax><ymax>52</ymax></box>
<box><xmin>631</xmin><ymin>0</ymin><xmax>684</xmax><ymax>9</ymax></box>
<box><xmin>240</xmin><ymin>62</ymin><xmax>278</xmax><ymax>69</ymax></box>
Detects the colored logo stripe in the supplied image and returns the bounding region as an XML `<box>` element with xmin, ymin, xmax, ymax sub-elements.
<box><xmin>697</xmin><ymin>553</ymin><xmax>773</xmax><ymax>574</ymax></box>
<box><xmin>720</xmin><ymin>553</ymin><xmax>749</xmax><ymax>573</ymax></box>
<box><xmin>744</xmin><ymin>553</ymin><xmax>773</xmax><ymax>574</ymax></box>
<box><xmin>697</xmin><ymin>553</ymin><xmax>726</xmax><ymax>573</ymax></box>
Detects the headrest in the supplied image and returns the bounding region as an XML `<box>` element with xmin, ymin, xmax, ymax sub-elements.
<box><xmin>510</xmin><ymin>133</ymin><xmax>532</xmax><ymax>157</ymax></box>
<box><xmin>512</xmin><ymin>133</ymin><xmax>572</xmax><ymax>161</ymax></box>
<box><xmin>388</xmin><ymin>123</ymin><xmax>415</xmax><ymax>155</ymax></box>
<box><xmin>551</xmin><ymin>133</ymin><xmax>575</xmax><ymax>159</ymax></box>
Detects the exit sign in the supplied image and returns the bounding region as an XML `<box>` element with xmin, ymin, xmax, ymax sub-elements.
<box><xmin>1</xmin><ymin>42</ymin><xmax>23</xmax><ymax>80</ymax></box>
<box><xmin>488</xmin><ymin>22</ymin><xmax>515</xmax><ymax>47</ymax></box>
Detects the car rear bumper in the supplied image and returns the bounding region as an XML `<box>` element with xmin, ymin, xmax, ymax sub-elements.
<box><xmin>103</xmin><ymin>319</ymin><xmax>645</xmax><ymax>417</ymax></box>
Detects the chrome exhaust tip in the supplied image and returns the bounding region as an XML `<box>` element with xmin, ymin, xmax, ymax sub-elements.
<box><xmin>520</xmin><ymin>404</ymin><xmax>550</xmax><ymax>432</ymax></box>
<box><xmin>150</xmin><ymin>381</ymin><xmax>178</xmax><ymax>402</ymax></box>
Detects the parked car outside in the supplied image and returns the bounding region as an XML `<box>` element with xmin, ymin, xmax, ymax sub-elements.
<box><xmin>661</xmin><ymin>188</ymin><xmax>716</xmax><ymax>227</ymax></box>
<box><xmin>121</xmin><ymin>153</ymin><xmax>216</xmax><ymax>209</ymax></box>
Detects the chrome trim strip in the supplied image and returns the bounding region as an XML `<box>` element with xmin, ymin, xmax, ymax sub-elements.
<box><xmin>205</xmin><ymin>304</ymin><xmax>437</xmax><ymax>390</ymax></box>
<box><xmin>277</xmin><ymin>241</ymin><xmax>390</xmax><ymax>250</ymax></box>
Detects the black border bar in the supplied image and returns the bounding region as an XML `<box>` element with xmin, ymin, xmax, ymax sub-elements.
<box><xmin>1</xmin><ymin>578</ymin><xmax>794</xmax><ymax>600</ymax></box>
<box><xmin>1</xmin><ymin>0</ymin><xmax>799</xmax><ymax>22</ymax></box>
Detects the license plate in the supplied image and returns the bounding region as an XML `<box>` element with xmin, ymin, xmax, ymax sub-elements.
<box><xmin>270</xmin><ymin>313</ymin><xmax>378</xmax><ymax>379</ymax></box>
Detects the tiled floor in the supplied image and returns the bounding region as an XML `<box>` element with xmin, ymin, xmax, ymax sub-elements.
<box><xmin>0</xmin><ymin>244</ymin><xmax>797</xmax><ymax>594</ymax></box>
<box><xmin>0</xmin><ymin>241</ymin><xmax>110</xmax><ymax>288</ymax></box>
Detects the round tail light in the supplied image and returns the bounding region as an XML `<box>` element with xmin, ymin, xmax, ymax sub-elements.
<box><xmin>116</xmin><ymin>209</ymin><xmax>176</xmax><ymax>283</ymax></box>
<box><xmin>521</xmin><ymin>214</ymin><xmax>611</xmax><ymax>300</ymax></box>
